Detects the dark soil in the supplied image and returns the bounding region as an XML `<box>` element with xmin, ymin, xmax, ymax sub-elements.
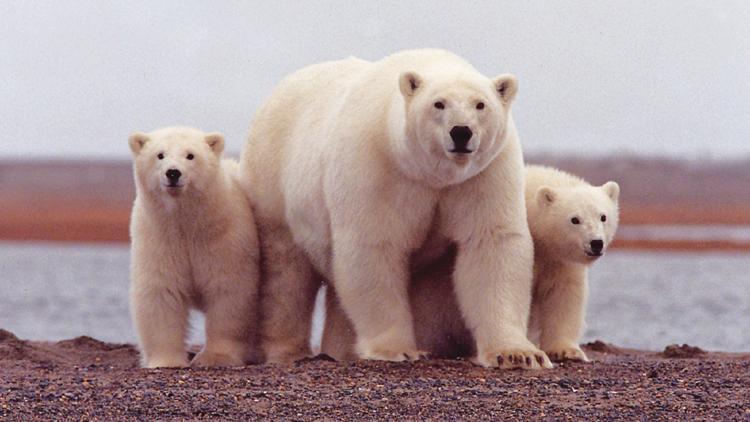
<box><xmin>1</xmin><ymin>329</ymin><xmax>748</xmax><ymax>420</ymax></box>
<box><xmin>661</xmin><ymin>344</ymin><xmax>707</xmax><ymax>359</ymax></box>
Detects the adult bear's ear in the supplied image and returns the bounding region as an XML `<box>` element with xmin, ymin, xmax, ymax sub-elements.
<box><xmin>399</xmin><ymin>71</ymin><xmax>423</xmax><ymax>98</ymax></box>
<box><xmin>537</xmin><ymin>186</ymin><xmax>556</xmax><ymax>206</ymax></box>
<box><xmin>602</xmin><ymin>181</ymin><xmax>620</xmax><ymax>202</ymax></box>
<box><xmin>492</xmin><ymin>74</ymin><xmax>518</xmax><ymax>105</ymax></box>
<box><xmin>205</xmin><ymin>132</ymin><xmax>225</xmax><ymax>155</ymax></box>
<box><xmin>128</xmin><ymin>132</ymin><xmax>149</xmax><ymax>155</ymax></box>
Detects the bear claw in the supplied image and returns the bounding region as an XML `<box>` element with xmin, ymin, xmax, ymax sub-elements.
<box><xmin>475</xmin><ymin>348</ymin><xmax>553</xmax><ymax>369</ymax></box>
<box><xmin>545</xmin><ymin>346</ymin><xmax>589</xmax><ymax>363</ymax></box>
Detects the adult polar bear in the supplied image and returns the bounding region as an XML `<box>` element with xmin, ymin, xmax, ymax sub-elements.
<box><xmin>240</xmin><ymin>49</ymin><xmax>551</xmax><ymax>369</ymax></box>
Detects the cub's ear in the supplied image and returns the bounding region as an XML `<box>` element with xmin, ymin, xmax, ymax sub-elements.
<box><xmin>492</xmin><ymin>74</ymin><xmax>518</xmax><ymax>105</ymax></box>
<box><xmin>537</xmin><ymin>186</ymin><xmax>556</xmax><ymax>206</ymax></box>
<box><xmin>399</xmin><ymin>71</ymin><xmax>423</xmax><ymax>98</ymax></box>
<box><xmin>602</xmin><ymin>181</ymin><xmax>620</xmax><ymax>202</ymax></box>
<box><xmin>205</xmin><ymin>132</ymin><xmax>225</xmax><ymax>155</ymax></box>
<box><xmin>128</xmin><ymin>132</ymin><xmax>149</xmax><ymax>155</ymax></box>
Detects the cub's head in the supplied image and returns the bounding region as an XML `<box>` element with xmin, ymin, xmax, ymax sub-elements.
<box><xmin>533</xmin><ymin>182</ymin><xmax>620</xmax><ymax>264</ymax></box>
<box><xmin>128</xmin><ymin>127</ymin><xmax>224</xmax><ymax>198</ymax></box>
<box><xmin>397</xmin><ymin>70</ymin><xmax>517</xmax><ymax>187</ymax></box>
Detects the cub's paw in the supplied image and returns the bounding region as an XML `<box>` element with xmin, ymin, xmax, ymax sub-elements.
<box><xmin>545</xmin><ymin>345</ymin><xmax>589</xmax><ymax>362</ymax></box>
<box><xmin>190</xmin><ymin>350</ymin><xmax>245</xmax><ymax>368</ymax></box>
<box><xmin>145</xmin><ymin>354</ymin><xmax>189</xmax><ymax>369</ymax></box>
<box><xmin>474</xmin><ymin>347</ymin><xmax>553</xmax><ymax>370</ymax></box>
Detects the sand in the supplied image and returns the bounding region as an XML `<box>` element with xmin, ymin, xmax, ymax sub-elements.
<box><xmin>1</xmin><ymin>329</ymin><xmax>748</xmax><ymax>420</ymax></box>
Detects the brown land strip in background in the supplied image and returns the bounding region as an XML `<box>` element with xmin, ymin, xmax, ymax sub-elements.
<box><xmin>0</xmin><ymin>203</ymin><xmax>131</xmax><ymax>242</ymax></box>
<box><xmin>613</xmin><ymin>238</ymin><xmax>750</xmax><ymax>252</ymax></box>
<box><xmin>1</xmin><ymin>158</ymin><xmax>749</xmax><ymax>248</ymax></box>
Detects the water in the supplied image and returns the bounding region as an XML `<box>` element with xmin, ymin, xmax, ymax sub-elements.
<box><xmin>586</xmin><ymin>251</ymin><xmax>749</xmax><ymax>351</ymax></box>
<box><xmin>1</xmin><ymin>242</ymin><xmax>748</xmax><ymax>352</ymax></box>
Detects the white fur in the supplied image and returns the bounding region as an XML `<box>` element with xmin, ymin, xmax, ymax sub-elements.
<box><xmin>241</xmin><ymin>49</ymin><xmax>548</xmax><ymax>368</ymax></box>
<box><xmin>129</xmin><ymin>127</ymin><xmax>260</xmax><ymax>368</ymax></box>
<box><xmin>526</xmin><ymin>165</ymin><xmax>619</xmax><ymax>362</ymax></box>
<box><xmin>321</xmin><ymin>166</ymin><xmax>620</xmax><ymax>364</ymax></box>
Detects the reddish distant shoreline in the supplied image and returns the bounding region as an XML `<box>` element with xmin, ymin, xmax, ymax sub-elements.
<box><xmin>2</xmin><ymin>157</ymin><xmax>749</xmax><ymax>250</ymax></box>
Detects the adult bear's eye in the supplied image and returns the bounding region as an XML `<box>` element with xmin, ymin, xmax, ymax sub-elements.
<box><xmin>476</xmin><ymin>102</ymin><xmax>485</xmax><ymax>110</ymax></box>
<box><xmin>186</xmin><ymin>153</ymin><xmax>194</xmax><ymax>160</ymax></box>
<box><xmin>157</xmin><ymin>153</ymin><xmax>164</xmax><ymax>160</ymax></box>
<box><xmin>601</xmin><ymin>214</ymin><xmax>607</xmax><ymax>222</ymax></box>
<box><xmin>571</xmin><ymin>217</ymin><xmax>580</xmax><ymax>225</ymax></box>
<box><xmin>434</xmin><ymin>101</ymin><xmax>445</xmax><ymax>110</ymax></box>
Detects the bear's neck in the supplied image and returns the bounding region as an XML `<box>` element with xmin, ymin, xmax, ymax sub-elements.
<box><xmin>533</xmin><ymin>259</ymin><xmax>587</xmax><ymax>300</ymax></box>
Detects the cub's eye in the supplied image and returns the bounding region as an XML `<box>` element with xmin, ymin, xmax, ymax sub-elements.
<box><xmin>601</xmin><ymin>214</ymin><xmax>607</xmax><ymax>222</ymax></box>
<box><xmin>157</xmin><ymin>153</ymin><xmax>164</xmax><ymax>160</ymax></box>
<box><xmin>476</xmin><ymin>102</ymin><xmax>485</xmax><ymax>110</ymax></box>
<box><xmin>434</xmin><ymin>101</ymin><xmax>445</xmax><ymax>110</ymax></box>
<box><xmin>186</xmin><ymin>153</ymin><xmax>194</xmax><ymax>160</ymax></box>
<box><xmin>571</xmin><ymin>217</ymin><xmax>580</xmax><ymax>225</ymax></box>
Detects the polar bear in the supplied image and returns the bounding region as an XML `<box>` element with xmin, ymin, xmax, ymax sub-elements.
<box><xmin>240</xmin><ymin>49</ymin><xmax>551</xmax><ymax>369</ymax></box>
<box><xmin>525</xmin><ymin>165</ymin><xmax>619</xmax><ymax>361</ymax></box>
<box><xmin>129</xmin><ymin>127</ymin><xmax>260</xmax><ymax>368</ymax></box>
<box><xmin>321</xmin><ymin>165</ymin><xmax>620</xmax><ymax>363</ymax></box>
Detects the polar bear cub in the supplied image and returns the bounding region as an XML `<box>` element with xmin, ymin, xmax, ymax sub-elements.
<box><xmin>321</xmin><ymin>165</ymin><xmax>619</xmax><ymax>363</ymax></box>
<box><xmin>129</xmin><ymin>127</ymin><xmax>260</xmax><ymax>368</ymax></box>
<box><xmin>242</xmin><ymin>49</ymin><xmax>550</xmax><ymax>369</ymax></box>
<box><xmin>525</xmin><ymin>165</ymin><xmax>619</xmax><ymax>361</ymax></box>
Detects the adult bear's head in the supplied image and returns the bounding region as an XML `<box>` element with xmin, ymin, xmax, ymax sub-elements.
<box><xmin>395</xmin><ymin>68</ymin><xmax>517</xmax><ymax>188</ymax></box>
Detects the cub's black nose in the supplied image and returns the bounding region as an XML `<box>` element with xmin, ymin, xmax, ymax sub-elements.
<box><xmin>449</xmin><ymin>126</ymin><xmax>473</xmax><ymax>152</ymax></box>
<box><xmin>166</xmin><ymin>169</ymin><xmax>182</xmax><ymax>181</ymax></box>
<box><xmin>590</xmin><ymin>239</ymin><xmax>604</xmax><ymax>254</ymax></box>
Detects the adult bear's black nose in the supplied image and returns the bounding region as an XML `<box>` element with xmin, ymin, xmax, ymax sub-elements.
<box><xmin>449</xmin><ymin>126</ymin><xmax>473</xmax><ymax>152</ymax></box>
<box><xmin>590</xmin><ymin>239</ymin><xmax>604</xmax><ymax>254</ymax></box>
<box><xmin>166</xmin><ymin>169</ymin><xmax>182</xmax><ymax>181</ymax></box>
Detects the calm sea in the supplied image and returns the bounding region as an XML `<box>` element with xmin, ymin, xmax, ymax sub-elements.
<box><xmin>0</xmin><ymin>242</ymin><xmax>748</xmax><ymax>352</ymax></box>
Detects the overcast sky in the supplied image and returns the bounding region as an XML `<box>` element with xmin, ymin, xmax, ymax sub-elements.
<box><xmin>0</xmin><ymin>1</ymin><xmax>748</xmax><ymax>159</ymax></box>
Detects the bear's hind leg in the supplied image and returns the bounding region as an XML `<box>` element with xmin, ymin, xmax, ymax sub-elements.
<box><xmin>192</xmin><ymin>288</ymin><xmax>259</xmax><ymax>367</ymax></box>
<box><xmin>259</xmin><ymin>226</ymin><xmax>320</xmax><ymax>363</ymax></box>
<box><xmin>320</xmin><ymin>284</ymin><xmax>358</xmax><ymax>361</ymax></box>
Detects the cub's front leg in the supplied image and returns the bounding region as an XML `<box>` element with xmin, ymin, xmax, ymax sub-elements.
<box><xmin>535</xmin><ymin>265</ymin><xmax>589</xmax><ymax>362</ymax></box>
<box><xmin>131</xmin><ymin>281</ymin><xmax>190</xmax><ymax>369</ymax></box>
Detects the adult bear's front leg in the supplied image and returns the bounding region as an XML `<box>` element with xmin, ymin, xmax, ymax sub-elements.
<box><xmin>453</xmin><ymin>229</ymin><xmax>552</xmax><ymax>369</ymax></box>
<box><xmin>441</xmin><ymin>139</ymin><xmax>552</xmax><ymax>370</ymax></box>
<box><xmin>331</xmin><ymin>234</ymin><xmax>426</xmax><ymax>362</ymax></box>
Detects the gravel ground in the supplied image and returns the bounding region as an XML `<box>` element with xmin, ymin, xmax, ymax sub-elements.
<box><xmin>1</xmin><ymin>329</ymin><xmax>749</xmax><ymax>420</ymax></box>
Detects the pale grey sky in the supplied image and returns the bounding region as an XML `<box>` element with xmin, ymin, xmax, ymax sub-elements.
<box><xmin>0</xmin><ymin>1</ymin><xmax>748</xmax><ymax>159</ymax></box>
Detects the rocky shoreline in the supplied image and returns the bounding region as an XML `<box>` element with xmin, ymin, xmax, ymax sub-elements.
<box><xmin>1</xmin><ymin>329</ymin><xmax>748</xmax><ymax>420</ymax></box>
